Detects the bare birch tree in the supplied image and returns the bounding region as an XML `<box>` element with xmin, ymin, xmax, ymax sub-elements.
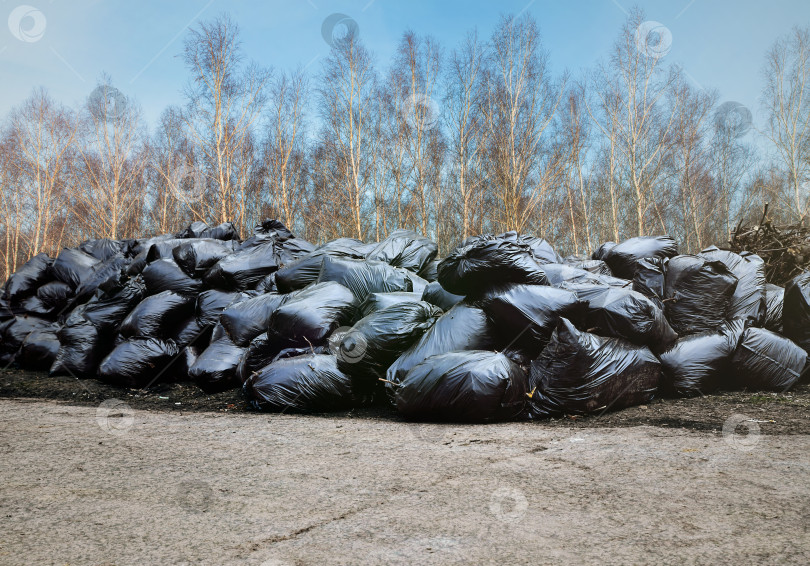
<box><xmin>4</xmin><ymin>88</ymin><xmax>76</xmax><ymax>257</ymax></box>
<box><xmin>443</xmin><ymin>31</ymin><xmax>488</xmax><ymax>244</ymax></box>
<box><xmin>314</xmin><ymin>28</ymin><xmax>379</xmax><ymax>240</ymax></box>
<box><xmin>762</xmin><ymin>26</ymin><xmax>810</xmax><ymax>221</ymax></box>
<box><xmin>182</xmin><ymin>14</ymin><xmax>270</xmax><ymax>227</ymax></box>
<box><xmin>263</xmin><ymin>69</ymin><xmax>309</xmax><ymax>233</ymax></box>
<box><xmin>589</xmin><ymin>9</ymin><xmax>681</xmax><ymax>236</ymax></box>
<box><xmin>481</xmin><ymin>14</ymin><xmax>565</xmax><ymax>234</ymax></box>
<box><xmin>76</xmin><ymin>78</ymin><xmax>148</xmax><ymax>239</ymax></box>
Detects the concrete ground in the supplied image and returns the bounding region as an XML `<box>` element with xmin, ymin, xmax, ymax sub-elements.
<box><xmin>0</xmin><ymin>398</ymin><xmax>809</xmax><ymax>565</ymax></box>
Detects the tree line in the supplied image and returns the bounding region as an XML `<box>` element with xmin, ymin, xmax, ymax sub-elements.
<box><xmin>1</xmin><ymin>7</ymin><xmax>809</xmax><ymax>279</ymax></box>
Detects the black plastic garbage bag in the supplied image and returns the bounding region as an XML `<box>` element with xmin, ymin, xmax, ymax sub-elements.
<box><xmin>564</xmin><ymin>257</ymin><xmax>612</xmax><ymax>276</ymax></box>
<box><xmin>564</xmin><ymin>283</ymin><xmax>677</xmax><ymax>352</ymax></box>
<box><xmin>267</xmin><ymin>282</ymin><xmax>358</xmax><ymax>349</ymax></box>
<box><xmin>203</xmin><ymin>241</ymin><xmax>279</xmax><ymax>291</ymax></box>
<box><xmin>244</xmin><ymin>354</ymin><xmax>354</xmax><ymax>412</ymax></box>
<box><xmin>359</xmin><ymin>291</ymin><xmax>423</xmax><ymax>317</ymax></box>
<box><xmin>417</xmin><ymin>259</ymin><xmax>439</xmax><ymax>282</ymax></box>
<box><xmin>420</xmin><ymin>281</ymin><xmax>464</xmax><ymax>312</ymax></box>
<box><xmin>730</xmin><ymin>327</ymin><xmax>807</xmax><ymax>391</ymax></box>
<box><xmin>478</xmin><ymin>283</ymin><xmax>587</xmax><ymax>360</ymax></box>
<box><xmin>238</xmin><ymin>220</ymin><xmax>307</xmax><ymax>252</ymax></box>
<box><xmin>3</xmin><ymin>253</ymin><xmax>52</xmax><ymax>300</ymax></box>
<box><xmin>82</xmin><ymin>277</ymin><xmax>147</xmax><ymax>331</ymax></box>
<box><xmin>316</xmin><ymin>256</ymin><xmax>413</xmax><ymax>300</ymax></box>
<box><xmin>51</xmin><ymin>310</ymin><xmax>113</xmax><ymax>377</ymax></box>
<box><xmin>145</xmin><ymin>238</ymin><xmax>189</xmax><ymax>262</ymax></box>
<box><xmin>0</xmin><ymin>316</ymin><xmax>52</xmax><ymax>362</ymax></box>
<box><xmin>664</xmin><ymin>255</ymin><xmax>738</xmax><ymax>336</ymax></box>
<box><xmin>172</xmin><ymin>316</ymin><xmax>210</xmax><ymax>349</ymax></box>
<box><xmin>196</xmin><ymin>290</ymin><xmax>246</xmax><ymax>329</ymax></box>
<box><xmin>255</xmin><ymin>272</ymin><xmax>277</xmax><ymax>293</ymax></box>
<box><xmin>592</xmin><ymin>242</ymin><xmax>616</xmax><ymax>261</ymax></box>
<box><xmin>71</xmin><ymin>255</ymin><xmax>129</xmax><ymax>305</ymax></box>
<box><xmin>632</xmin><ymin>257</ymin><xmax>666</xmax><ymax>309</ymax></box>
<box><xmin>267</xmin><ymin>238</ymin><xmax>315</xmax><ymax>266</ymax></box>
<box><xmin>592</xmin><ymin>274</ymin><xmax>635</xmax><ymax>288</ymax></box>
<box><xmin>220</xmin><ymin>292</ymin><xmax>288</xmax><ymax>346</ymax></box>
<box><xmin>200</xmin><ymin>221</ymin><xmax>239</xmax><ymax>241</ymax></box>
<box><xmin>20</xmin><ymin>296</ymin><xmax>54</xmax><ymax>318</ymax></box>
<box><xmin>699</xmin><ymin>246</ymin><xmax>767</xmax><ymax>325</ymax></box>
<box><xmin>175</xmin><ymin>346</ymin><xmax>200</xmax><ymax>381</ymax></box>
<box><xmin>51</xmin><ymin>248</ymin><xmax>100</xmax><ymax>289</ymax></box>
<box><xmin>335</xmin><ymin>301</ymin><xmax>442</xmax><ymax>395</ymax></box>
<box><xmin>437</xmin><ymin>238</ymin><xmax>548</xmax><ymax>296</ymax></box>
<box><xmin>365</xmin><ymin>229</ymin><xmax>438</xmax><ymax>273</ymax></box>
<box><xmin>79</xmin><ymin>238</ymin><xmax>122</xmax><ymax>261</ymax></box>
<box><xmin>602</xmin><ymin>236</ymin><xmax>678</xmax><ymax>279</ymax></box>
<box><xmin>528</xmin><ymin>318</ymin><xmax>661</xmax><ymax>418</ymax></box>
<box><xmin>273</xmin><ymin>346</ymin><xmax>326</xmax><ymax>362</ymax></box>
<box><xmin>126</xmin><ymin>250</ymin><xmax>149</xmax><ymax>276</ymax></box>
<box><xmin>175</xmin><ymin>221</ymin><xmax>209</xmax><ymax>239</ymax></box>
<box><xmin>783</xmin><ymin>272</ymin><xmax>810</xmax><ymax>353</ymax></box>
<box><xmin>118</xmin><ymin>291</ymin><xmax>194</xmax><ymax>339</ymax></box>
<box><xmin>188</xmin><ymin>334</ymin><xmax>246</xmax><ymax>392</ymax></box>
<box><xmin>274</xmin><ymin>255</ymin><xmax>326</xmax><ymax>293</ymax></box>
<box><xmin>36</xmin><ymin>281</ymin><xmax>74</xmax><ymax>310</ymax></box>
<box><xmin>210</xmin><ymin>322</ymin><xmax>228</xmax><ymax>342</ymax></box>
<box><xmin>253</xmin><ymin>218</ymin><xmax>294</xmax><ymax>240</ymax></box>
<box><xmin>476</xmin><ymin>232</ymin><xmax>561</xmax><ymax>264</ymax></box>
<box><xmin>236</xmin><ymin>333</ymin><xmax>275</xmax><ymax>383</ymax></box>
<box><xmin>236</xmin><ymin>336</ymin><xmax>327</xmax><ymax>383</ymax></box>
<box><xmin>98</xmin><ymin>338</ymin><xmax>181</xmax><ymax>388</ymax></box>
<box><xmin>403</xmin><ymin>271</ymin><xmax>429</xmax><ymax>296</ymax></box>
<box><xmin>173</xmin><ymin>239</ymin><xmax>236</xmax><ymax>277</ymax></box>
<box><xmin>386</xmin><ymin>303</ymin><xmax>496</xmax><ymax>387</ymax></box>
<box><xmin>658</xmin><ymin>321</ymin><xmax>745</xmax><ymax>396</ymax></box>
<box><xmin>394</xmin><ymin>351</ymin><xmax>529</xmax><ymax>423</ymax></box>
<box><xmin>142</xmin><ymin>258</ymin><xmax>203</xmax><ymax>296</ymax></box>
<box><xmin>0</xmin><ymin>297</ymin><xmax>26</xmax><ymax>324</ymax></box>
<box><xmin>764</xmin><ymin>284</ymin><xmax>785</xmax><ymax>334</ymax></box>
<box><xmin>521</xmin><ymin>236</ymin><xmax>562</xmax><ymax>265</ymax></box>
<box><xmin>311</xmin><ymin>237</ymin><xmax>371</xmax><ymax>259</ymax></box>
<box><xmin>19</xmin><ymin>327</ymin><xmax>60</xmax><ymax>371</ymax></box>
<box><xmin>542</xmin><ymin>263</ymin><xmax>605</xmax><ymax>287</ymax></box>
<box><xmin>132</xmin><ymin>233</ymin><xmax>177</xmax><ymax>257</ymax></box>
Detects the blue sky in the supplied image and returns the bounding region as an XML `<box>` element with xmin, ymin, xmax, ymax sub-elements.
<box><xmin>1</xmin><ymin>0</ymin><xmax>809</xmax><ymax>129</ymax></box>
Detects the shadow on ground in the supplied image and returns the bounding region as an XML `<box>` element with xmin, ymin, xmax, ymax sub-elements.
<box><xmin>2</xmin><ymin>368</ymin><xmax>809</xmax><ymax>434</ymax></box>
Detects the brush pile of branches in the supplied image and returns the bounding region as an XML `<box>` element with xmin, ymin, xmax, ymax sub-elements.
<box><xmin>730</xmin><ymin>204</ymin><xmax>810</xmax><ymax>285</ymax></box>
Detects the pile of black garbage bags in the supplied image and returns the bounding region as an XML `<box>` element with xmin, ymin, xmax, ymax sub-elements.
<box><xmin>2</xmin><ymin>221</ymin><xmax>809</xmax><ymax>423</ymax></box>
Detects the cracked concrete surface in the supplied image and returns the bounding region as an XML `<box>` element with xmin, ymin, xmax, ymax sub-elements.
<box><xmin>1</xmin><ymin>398</ymin><xmax>809</xmax><ymax>565</ymax></box>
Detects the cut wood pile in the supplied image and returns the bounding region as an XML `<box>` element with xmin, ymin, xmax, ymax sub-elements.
<box><xmin>730</xmin><ymin>204</ymin><xmax>810</xmax><ymax>285</ymax></box>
